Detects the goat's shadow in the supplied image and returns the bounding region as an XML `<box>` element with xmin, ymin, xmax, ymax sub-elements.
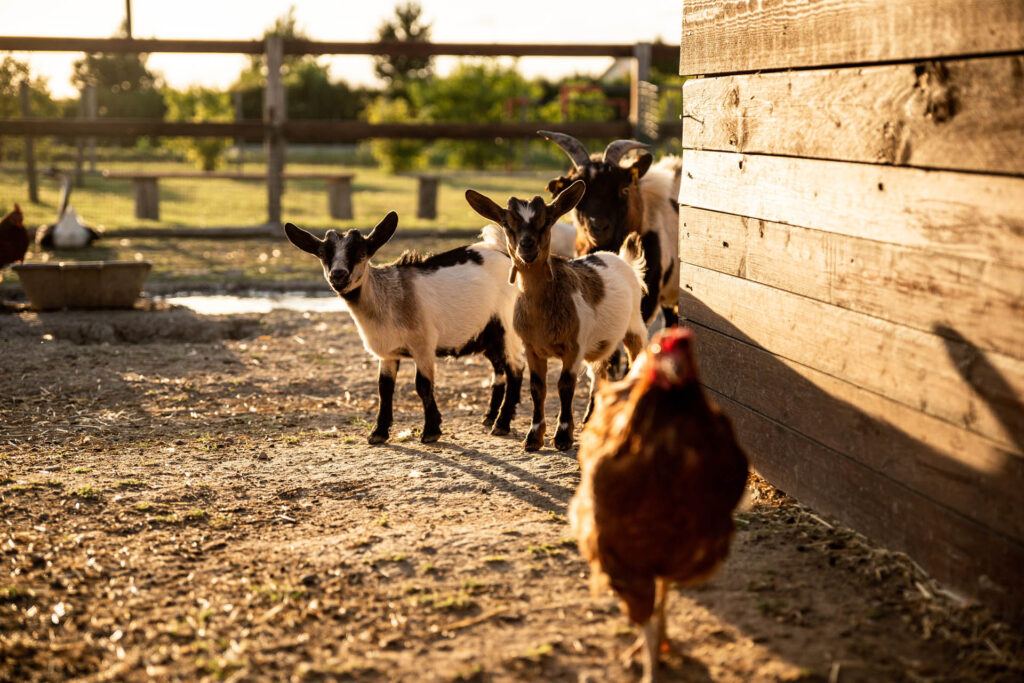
<box><xmin>387</xmin><ymin>437</ymin><xmax>576</xmax><ymax>516</ymax></box>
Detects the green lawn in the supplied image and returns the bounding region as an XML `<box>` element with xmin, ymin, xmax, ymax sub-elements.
<box><xmin>0</xmin><ymin>162</ymin><xmax>562</xmax><ymax>233</ymax></box>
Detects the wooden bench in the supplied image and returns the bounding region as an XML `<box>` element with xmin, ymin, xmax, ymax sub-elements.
<box><xmin>102</xmin><ymin>171</ymin><xmax>355</xmax><ymax>221</ymax></box>
<box><xmin>398</xmin><ymin>173</ymin><xmax>442</xmax><ymax>220</ymax></box>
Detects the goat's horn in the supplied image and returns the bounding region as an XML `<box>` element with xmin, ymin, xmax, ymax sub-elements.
<box><xmin>603</xmin><ymin>139</ymin><xmax>649</xmax><ymax>166</ymax></box>
<box><xmin>537</xmin><ymin>130</ymin><xmax>590</xmax><ymax>169</ymax></box>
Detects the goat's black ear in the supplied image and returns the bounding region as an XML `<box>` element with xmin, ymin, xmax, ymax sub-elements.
<box><xmin>284</xmin><ymin>222</ymin><xmax>322</xmax><ymax>255</ymax></box>
<box><xmin>550</xmin><ymin>179</ymin><xmax>586</xmax><ymax>219</ymax></box>
<box><xmin>366</xmin><ymin>211</ymin><xmax>398</xmax><ymax>255</ymax></box>
<box><xmin>630</xmin><ymin>153</ymin><xmax>653</xmax><ymax>181</ymax></box>
<box><xmin>465</xmin><ymin>189</ymin><xmax>505</xmax><ymax>225</ymax></box>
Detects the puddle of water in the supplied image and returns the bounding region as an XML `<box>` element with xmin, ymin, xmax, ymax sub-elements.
<box><xmin>160</xmin><ymin>293</ymin><xmax>350</xmax><ymax>315</ymax></box>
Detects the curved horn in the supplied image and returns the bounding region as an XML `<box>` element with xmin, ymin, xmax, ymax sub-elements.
<box><xmin>603</xmin><ymin>139</ymin><xmax>649</xmax><ymax>166</ymax></box>
<box><xmin>537</xmin><ymin>130</ymin><xmax>590</xmax><ymax>169</ymax></box>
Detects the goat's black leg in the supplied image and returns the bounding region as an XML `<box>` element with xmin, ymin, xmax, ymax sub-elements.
<box><xmin>639</xmin><ymin>232</ymin><xmax>663</xmax><ymax>325</ymax></box>
<box><xmin>524</xmin><ymin>351</ymin><xmax>547</xmax><ymax>451</ymax></box>
<box><xmin>414</xmin><ymin>367</ymin><xmax>443</xmax><ymax>443</ymax></box>
<box><xmin>662</xmin><ymin>305</ymin><xmax>679</xmax><ymax>327</ymax></box>
<box><xmin>554</xmin><ymin>364</ymin><xmax>578</xmax><ymax>451</ymax></box>
<box><xmin>369</xmin><ymin>359</ymin><xmax>399</xmax><ymax>444</ymax></box>
<box><xmin>482</xmin><ymin>354</ymin><xmax>506</xmax><ymax>428</ymax></box>
<box><xmin>494</xmin><ymin>364</ymin><xmax>522</xmax><ymax>436</ymax></box>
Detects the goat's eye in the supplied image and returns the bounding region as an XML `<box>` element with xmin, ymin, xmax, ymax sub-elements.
<box><xmin>619</xmin><ymin>187</ymin><xmax>630</xmax><ymax>197</ymax></box>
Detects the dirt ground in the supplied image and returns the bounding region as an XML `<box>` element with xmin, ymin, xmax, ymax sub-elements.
<box><xmin>1</xmin><ymin>305</ymin><xmax>1021</xmax><ymax>682</ymax></box>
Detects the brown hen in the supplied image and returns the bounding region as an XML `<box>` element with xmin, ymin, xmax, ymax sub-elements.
<box><xmin>569</xmin><ymin>326</ymin><xmax>749</xmax><ymax>682</ymax></box>
<box><xmin>0</xmin><ymin>204</ymin><xmax>28</xmax><ymax>271</ymax></box>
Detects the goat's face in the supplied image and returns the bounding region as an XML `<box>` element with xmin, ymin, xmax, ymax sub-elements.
<box><xmin>466</xmin><ymin>181</ymin><xmax>586</xmax><ymax>279</ymax></box>
<box><xmin>284</xmin><ymin>212</ymin><xmax>398</xmax><ymax>296</ymax></box>
<box><xmin>547</xmin><ymin>153</ymin><xmax>653</xmax><ymax>252</ymax></box>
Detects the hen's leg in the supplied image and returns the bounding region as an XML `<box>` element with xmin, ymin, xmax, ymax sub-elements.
<box><xmin>655</xmin><ymin>578</ymin><xmax>670</xmax><ymax>650</ymax></box>
<box><xmin>640</xmin><ymin>617</ymin><xmax>660</xmax><ymax>683</ymax></box>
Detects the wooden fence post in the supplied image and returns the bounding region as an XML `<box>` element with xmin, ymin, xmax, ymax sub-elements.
<box><xmin>74</xmin><ymin>88</ymin><xmax>86</xmax><ymax>187</ymax></box>
<box><xmin>19</xmin><ymin>80</ymin><xmax>38</xmax><ymax>204</ymax></box>
<box><xmin>85</xmin><ymin>85</ymin><xmax>97</xmax><ymax>172</ymax></box>
<box><xmin>630</xmin><ymin>42</ymin><xmax>652</xmax><ymax>141</ymax></box>
<box><xmin>264</xmin><ymin>35</ymin><xmax>286</xmax><ymax>226</ymax></box>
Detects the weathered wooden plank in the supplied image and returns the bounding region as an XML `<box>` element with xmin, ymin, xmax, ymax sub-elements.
<box><xmin>688</xmin><ymin>320</ymin><xmax>1024</xmax><ymax>542</ymax></box>
<box><xmin>712</xmin><ymin>389</ymin><xmax>1024</xmax><ymax>624</ymax></box>
<box><xmin>680</xmin><ymin>0</ymin><xmax>1024</xmax><ymax>76</ymax></box>
<box><xmin>680</xmin><ymin>207</ymin><xmax>1024</xmax><ymax>361</ymax></box>
<box><xmin>680</xmin><ymin>150</ymin><xmax>1024</xmax><ymax>265</ymax></box>
<box><xmin>682</xmin><ymin>56</ymin><xmax>1024</xmax><ymax>176</ymax></box>
<box><xmin>678</xmin><ymin>263</ymin><xmax>1024</xmax><ymax>453</ymax></box>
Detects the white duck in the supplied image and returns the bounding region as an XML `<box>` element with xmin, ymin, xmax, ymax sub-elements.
<box><xmin>36</xmin><ymin>168</ymin><xmax>101</xmax><ymax>250</ymax></box>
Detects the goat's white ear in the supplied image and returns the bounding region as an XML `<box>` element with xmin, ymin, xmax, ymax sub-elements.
<box><xmin>366</xmin><ymin>211</ymin><xmax>398</xmax><ymax>255</ymax></box>
<box><xmin>465</xmin><ymin>189</ymin><xmax>505</xmax><ymax>225</ymax></box>
<box><xmin>550</xmin><ymin>179</ymin><xmax>586</xmax><ymax>219</ymax></box>
<box><xmin>284</xmin><ymin>222</ymin><xmax>321</xmax><ymax>255</ymax></box>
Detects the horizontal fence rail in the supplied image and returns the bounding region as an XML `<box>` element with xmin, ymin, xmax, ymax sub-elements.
<box><xmin>0</xmin><ymin>119</ymin><xmax>686</xmax><ymax>141</ymax></box>
<box><xmin>0</xmin><ymin>36</ymin><xmax>679</xmax><ymax>61</ymax></box>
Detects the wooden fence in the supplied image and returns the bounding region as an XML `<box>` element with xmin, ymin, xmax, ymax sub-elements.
<box><xmin>0</xmin><ymin>36</ymin><xmax>680</xmax><ymax>225</ymax></box>
<box><xmin>679</xmin><ymin>0</ymin><xmax>1024</xmax><ymax>623</ymax></box>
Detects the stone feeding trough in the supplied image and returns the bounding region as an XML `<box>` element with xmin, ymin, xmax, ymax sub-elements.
<box><xmin>12</xmin><ymin>261</ymin><xmax>152</xmax><ymax>311</ymax></box>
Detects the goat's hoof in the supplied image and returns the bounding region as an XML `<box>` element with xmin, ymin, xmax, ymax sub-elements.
<box><xmin>554</xmin><ymin>432</ymin><xmax>574</xmax><ymax>451</ymax></box>
<box><xmin>367</xmin><ymin>432</ymin><xmax>389</xmax><ymax>445</ymax></box>
<box><xmin>523</xmin><ymin>437</ymin><xmax>543</xmax><ymax>452</ymax></box>
<box><xmin>421</xmin><ymin>431</ymin><xmax>442</xmax><ymax>444</ymax></box>
<box><xmin>490</xmin><ymin>423</ymin><xmax>511</xmax><ymax>436</ymax></box>
<box><xmin>481</xmin><ymin>415</ymin><xmax>496</xmax><ymax>427</ymax></box>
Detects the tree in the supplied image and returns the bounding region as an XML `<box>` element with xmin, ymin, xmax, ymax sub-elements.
<box><xmin>0</xmin><ymin>56</ymin><xmax>58</xmax><ymax>161</ymax></box>
<box><xmin>374</xmin><ymin>2</ymin><xmax>433</xmax><ymax>99</ymax></box>
<box><xmin>236</xmin><ymin>5</ymin><xmax>314</xmax><ymax>89</ymax></box>
<box><xmin>163</xmin><ymin>86</ymin><xmax>232</xmax><ymax>170</ymax></box>
<box><xmin>71</xmin><ymin>21</ymin><xmax>165</xmax><ymax>120</ymax></box>
<box><xmin>411</xmin><ymin>60</ymin><xmax>540</xmax><ymax>168</ymax></box>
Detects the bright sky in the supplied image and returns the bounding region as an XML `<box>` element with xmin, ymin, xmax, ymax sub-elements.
<box><xmin>0</xmin><ymin>1</ymin><xmax>681</xmax><ymax>99</ymax></box>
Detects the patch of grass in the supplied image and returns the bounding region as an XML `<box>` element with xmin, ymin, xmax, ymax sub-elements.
<box><xmin>184</xmin><ymin>508</ymin><xmax>208</xmax><ymax>522</ymax></box>
<box><xmin>134</xmin><ymin>501</ymin><xmax>153</xmax><ymax>512</ymax></box>
<box><xmin>73</xmin><ymin>485</ymin><xmax>98</xmax><ymax>499</ymax></box>
<box><xmin>431</xmin><ymin>591</ymin><xmax>476</xmax><ymax>612</ymax></box>
<box><xmin>342</xmin><ymin>436</ymin><xmax>356</xmax><ymax>445</ymax></box>
<box><xmin>71</xmin><ymin>466</ymin><xmax>92</xmax><ymax>474</ymax></box>
<box><xmin>252</xmin><ymin>583</ymin><xmax>305</xmax><ymax>603</ymax></box>
<box><xmin>117</xmin><ymin>479</ymin><xmax>147</xmax><ymax>489</ymax></box>
<box><xmin>558</xmin><ymin>537</ymin><xmax>577</xmax><ymax>548</ymax></box>
<box><xmin>527</xmin><ymin>543</ymin><xmax>562</xmax><ymax>558</ymax></box>
<box><xmin>524</xmin><ymin>642</ymin><xmax>554</xmax><ymax>659</ymax></box>
<box><xmin>547</xmin><ymin>511</ymin><xmax>566</xmax><ymax>523</ymax></box>
<box><xmin>0</xmin><ymin>585</ymin><xmax>33</xmax><ymax>603</ymax></box>
<box><xmin>152</xmin><ymin>514</ymin><xmax>180</xmax><ymax>524</ymax></box>
<box><xmin>420</xmin><ymin>563</ymin><xmax>437</xmax><ymax>575</ymax></box>
<box><xmin>210</xmin><ymin>514</ymin><xmax>234</xmax><ymax>529</ymax></box>
<box><xmin>483</xmin><ymin>556</ymin><xmax>506</xmax><ymax>564</ymax></box>
<box><xmin>378</xmin><ymin>512</ymin><xmax>389</xmax><ymax>528</ymax></box>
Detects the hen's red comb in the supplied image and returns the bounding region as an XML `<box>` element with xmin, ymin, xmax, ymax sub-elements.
<box><xmin>652</xmin><ymin>326</ymin><xmax>694</xmax><ymax>353</ymax></box>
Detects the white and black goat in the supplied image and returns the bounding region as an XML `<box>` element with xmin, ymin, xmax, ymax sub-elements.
<box><xmin>539</xmin><ymin>131</ymin><xmax>681</xmax><ymax>326</ymax></box>
<box><xmin>466</xmin><ymin>181</ymin><xmax>648</xmax><ymax>452</ymax></box>
<box><xmin>284</xmin><ymin>212</ymin><xmax>523</xmax><ymax>444</ymax></box>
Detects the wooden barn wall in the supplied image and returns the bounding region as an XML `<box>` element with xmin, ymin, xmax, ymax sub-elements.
<box><xmin>679</xmin><ymin>0</ymin><xmax>1024</xmax><ymax>622</ymax></box>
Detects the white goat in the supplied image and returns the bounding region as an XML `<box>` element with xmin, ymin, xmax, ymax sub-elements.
<box><xmin>466</xmin><ymin>180</ymin><xmax>648</xmax><ymax>452</ymax></box>
<box><xmin>284</xmin><ymin>212</ymin><xmax>524</xmax><ymax>444</ymax></box>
